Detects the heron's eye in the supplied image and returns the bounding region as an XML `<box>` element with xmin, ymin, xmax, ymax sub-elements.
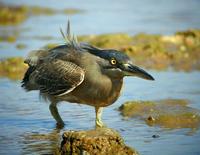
<box><xmin>110</xmin><ymin>58</ymin><xmax>117</xmax><ymax>65</ymax></box>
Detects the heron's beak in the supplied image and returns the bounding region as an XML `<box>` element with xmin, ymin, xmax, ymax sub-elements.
<box><xmin>121</xmin><ymin>63</ymin><xmax>154</xmax><ymax>80</ymax></box>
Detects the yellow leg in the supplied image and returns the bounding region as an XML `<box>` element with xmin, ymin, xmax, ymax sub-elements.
<box><xmin>95</xmin><ymin>107</ymin><xmax>104</xmax><ymax>128</ymax></box>
<box><xmin>49</xmin><ymin>103</ymin><xmax>64</xmax><ymax>128</ymax></box>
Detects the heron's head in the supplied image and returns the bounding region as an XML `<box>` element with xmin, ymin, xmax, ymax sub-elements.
<box><xmin>84</xmin><ymin>44</ymin><xmax>154</xmax><ymax>80</ymax></box>
<box><xmin>100</xmin><ymin>49</ymin><xmax>154</xmax><ymax>80</ymax></box>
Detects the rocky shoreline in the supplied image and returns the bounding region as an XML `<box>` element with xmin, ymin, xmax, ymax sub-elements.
<box><xmin>1</xmin><ymin>29</ymin><xmax>200</xmax><ymax>79</ymax></box>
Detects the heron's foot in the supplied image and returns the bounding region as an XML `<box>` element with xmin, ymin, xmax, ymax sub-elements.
<box><xmin>95</xmin><ymin>119</ymin><xmax>107</xmax><ymax>128</ymax></box>
<box><xmin>56</xmin><ymin>121</ymin><xmax>65</xmax><ymax>129</ymax></box>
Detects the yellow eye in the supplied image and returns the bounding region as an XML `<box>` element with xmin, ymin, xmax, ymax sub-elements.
<box><xmin>110</xmin><ymin>59</ymin><xmax>117</xmax><ymax>65</ymax></box>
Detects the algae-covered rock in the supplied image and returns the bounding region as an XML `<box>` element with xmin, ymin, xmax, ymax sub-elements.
<box><xmin>0</xmin><ymin>57</ymin><xmax>27</xmax><ymax>80</ymax></box>
<box><xmin>28</xmin><ymin>6</ymin><xmax>83</xmax><ymax>16</ymax></box>
<box><xmin>78</xmin><ymin>29</ymin><xmax>200</xmax><ymax>71</ymax></box>
<box><xmin>78</xmin><ymin>33</ymin><xmax>133</xmax><ymax>49</ymax></box>
<box><xmin>61</xmin><ymin>128</ymin><xmax>138</xmax><ymax>155</ymax></box>
<box><xmin>0</xmin><ymin>3</ymin><xmax>27</xmax><ymax>25</ymax></box>
<box><xmin>0</xmin><ymin>35</ymin><xmax>17</xmax><ymax>42</ymax></box>
<box><xmin>119</xmin><ymin>99</ymin><xmax>200</xmax><ymax>129</ymax></box>
<box><xmin>1</xmin><ymin>28</ymin><xmax>200</xmax><ymax>74</ymax></box>
<box><xmin>0</xmin><ymin>3</ymin><xmax>83</xmax><ymax>25</ymax></box>
<box><xmin>42</xmin><ymin>43</ymin><xmax>59</xmax><ymax>50</ymax></box>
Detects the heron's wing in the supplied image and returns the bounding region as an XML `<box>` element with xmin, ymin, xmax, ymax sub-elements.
<box><xmin>34</xmin><ymin>59</ymin><xmax>84</xmax><ymax>96</ymax></box>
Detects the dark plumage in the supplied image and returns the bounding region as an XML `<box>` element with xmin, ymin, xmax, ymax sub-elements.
<box><xmin>22</xmin><ymin>21</ymin><xmax>154</xmax><ymax>128</ymax></box>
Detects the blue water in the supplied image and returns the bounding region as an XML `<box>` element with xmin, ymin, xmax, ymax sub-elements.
<box><xmin>0</xmin><ymin>71</ymin><xmax>200</xmax><ymax>155</ymax></box>
<box><xmin>0</xmin><ymin>0</ymin><xmax>200</xmax><ymax>154</ymax></box>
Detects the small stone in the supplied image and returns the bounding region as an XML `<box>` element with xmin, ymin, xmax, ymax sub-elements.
<box><xmin>147</xmin><ymin>116</ymin><xmax>155</xmax><ymax>121</ymax></box>
<box><xmin>152</xmin><ymin>135</ymin><xmax>160</xmax><ymax>138</ymax></box>
<box><xmin>16</xmin><ymin>43</ymin><xmax>27</xmax><ymax>49</ymax></box>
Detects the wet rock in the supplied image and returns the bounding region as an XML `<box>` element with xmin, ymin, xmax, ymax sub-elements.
<box><xmin>152</xmin><ymin>135</ymin><xmax>160</xmax><ymax>138</ymax></box>
<box><xmin>119</xmin><ymin>99</ymin><xmax>200</xmax><ymax>130</ymax></box>
<box><xmin>61</xmin><ymin>128</ymin><xmax>138</xmax><ymax>155</ymax></box>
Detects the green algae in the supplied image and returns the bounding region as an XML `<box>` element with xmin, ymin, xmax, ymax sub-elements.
<box><xmin>0</xmin><ymin>3</ymin><xmax>27</xmax><ymax>25</ymax></box>
<box><xmin>0</xmin><ymin>29</ymin><xmax>200</xmax><ymax>80</ymax></box>
<box><xmin>119</xmin><ymin>99</ymin><xmax>200</xmax><ymax>130</ymax></box>
<box><xmin>79</xmin><ymin>29</ymin><xmax>200</xmax><ymax>71</ymax></box>
<box><xmin>78</xmin><ymin>33</ymin><xmax>133</xmax><ymax>49</ymax></box>
<box><xmin>0</xmin><ymin>57</ymin><xmax>27</xmax><ymax>80</ymax></box>
<box><xmin>28</xmin><ymin>6</ymin><xmax>83</xmax><ymax>16</ymax></box>
<box><xmin>61</xmin><ymin>128</ymin><xmax>138</xmax><ymax>155</ymax></box>
<box><xmin>42</xmin><ymin>43</ymin><xmax>59</xmax><ymax>50</ymax></box>
<box><xmin>0</xmin><ymin>35</ymin><xmax>17</xmax><ymax>43</ymax></box>
<box><xmin>0</xmin><ymin>3</ymin><xmax>83</xmax><ymax>25</ymax></box>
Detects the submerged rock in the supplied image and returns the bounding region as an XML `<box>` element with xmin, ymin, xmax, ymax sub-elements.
<box><xmin>61</xmin><ymin>128</ymin><xmax>138</xmax><ymax>155</ymax></box>
<box><xmin>119</xmin><ymin>99</ymin><xmax>200</xmax><ymax>130</ymax></box>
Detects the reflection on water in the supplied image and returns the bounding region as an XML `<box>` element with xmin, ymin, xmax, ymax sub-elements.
<box><xmin>0</xmin><ymin>71</ymin><xmax>200</xmax><ymax>155</ymax></box>
<box><xmin>22</xmin><ymin>129</ymin><xmax>60</xmax><ymax>154</ymax></box>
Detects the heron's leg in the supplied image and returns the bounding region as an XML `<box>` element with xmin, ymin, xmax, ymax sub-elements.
<box><xmin>49</xmin><ymin>103</ymin><xmax>64</xmax><ymax>128</ymax></box>
<box><xmin>95</xmin><ymin>107</ymin><xmax>104</xmax><ymax>128</ymax></box>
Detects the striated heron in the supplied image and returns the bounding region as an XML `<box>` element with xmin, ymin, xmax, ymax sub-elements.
<box><xmin>22</xmin><ymin>21</ymin><xmax>154</xmax><ymax>128</ymax></box>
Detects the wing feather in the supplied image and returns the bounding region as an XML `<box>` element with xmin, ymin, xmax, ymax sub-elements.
<box><xmin>34</xmin><ymin>59</ymin><xmax>84</xmax><ymax>96</ymax></box>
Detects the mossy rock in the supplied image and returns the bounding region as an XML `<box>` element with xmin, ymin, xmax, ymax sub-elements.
<box><xmin>0</xmin><ymin>4</ymin><xmax>27</xmax><ymax>25</ymax></box>
<box><xmin>78</xmin><ymin>29</ymin><xmax>200</xmax><ymax>71</ymax></box>
<box><xmin>78</xmin><ymin>33</ymin><xmax>133</xmax><ymax>49</ymax></box>
<box><xmin>42</xmin><ymin>43</ymin><xmax>59</xmax><ymax>50</ymax></box>
<box><xmin>0</xmin><ymin>35</ymin><xmax>17</xmax><ymax>42</ymax></box>
<box><xmin>0</xmin><ymin>57</ymin><xmax>27</xmax><ymax>80</ymax></box>
<box><xmin>0</xmin><ymin>3</ymin><xmax>83</xmax><ymax>25</ymax></box>
<box><xmin>119</xmin><ymin>99</ymin><xmax>200</xmax><ymax>130</ymax></box>
<box><xmin>61</xmin><ymin>128</ymin><xmax>138</xmax><ymax>155</ymax></box>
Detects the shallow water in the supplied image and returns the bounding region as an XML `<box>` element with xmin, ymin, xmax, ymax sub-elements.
<box><xmin>0</xmin><ymin>71</ymin><xmax>200</xmax><ymax>155</ymax></box>
<box><xmin>0</xmin><ymin>0</ymin><xmax>200</xmax><ymax>154</ymax></box>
